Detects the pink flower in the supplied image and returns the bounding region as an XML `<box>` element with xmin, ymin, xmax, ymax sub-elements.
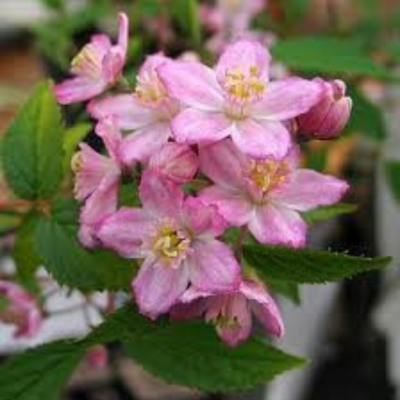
<box><xmin>54</xmin><ymin>13</ymin><xmax>129</xmax><ymax>104</ymax></box>
<box><xmin>97</xmin><ymin>171</ymin><xmax>241</xmax><ymax>319</ymax></box>
<box><xmin>297</xmin><ymin>79</ymin><xmax>353</xmax><ymax>140</ymax></box>
<box><xmin>171</xmin><ymin>279</ymin><xmax>284</xmax><ymax>347</ymax></box>
<box><xmin>88</xmin><ymin>54</ymin><xmax>180</xmax><ymax>163</ymax></box>
<box><xmin>199</xmin><ymin>139</ymin><xmax>349</xmax><ymax>247</ymax></box>
<box><xmin>158</xmin><ymin>40</ymin><xmax>322</xmax><ymax>160</ymax></box>
<box><xmin>73</xmin><ymin>118</ymin><xmax>128</xmax><ymax>248</ymax></box>
<box><xmin>86</xmin><ymin>345</ymin><xmax>109</xmax><ymax>369</ymax></box>
<box><xmin>148</xmin><ymin>142</ymin><xmax>198</xmax><ymax>184</ymax></box>
<box><xmin>0</xmin><ymin>281</ymin><xmax>42</xmax><ymax>338</ymax></box>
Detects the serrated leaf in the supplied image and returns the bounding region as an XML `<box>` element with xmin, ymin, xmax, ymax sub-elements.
<box><xmin>87</xmin><ymin>305</ymin><xmax>305</xmax><ymax>391</ymax></box>
<box><xmin>346</xmin><ymin>85</ymin><xmax>386</xmax><ymax>141</ymax></box>
<box><xmin>272</xmin><ymin>37</ymin><xmax>391</xmax><ymax>79</ymax></box>
<box><xmin>267</xmin><ymin>278</ymin><xmax>301</xmax><ymax>305</ymax></box>
<box><xmin>1</xmin><ymin>82</ymin><xmax>64</xmax><ymax>200</ymax></box>
<box><xmin>34</xmin><ymin>200</ymin><xmax>136</xmax><ymax>292</ymax></box>
<box><xmin>243</xmin><ymin>245</ymin><xmax>391</xmax><ymax>284</ymax></box>
<box><xmin>63</xmin><ymin>123</ymin><xmax>92</xmax><ymax>171</ymax></box>
<box><xmin>385</xmin><ymin>160</ymin><xmax>400</xmax><ymax>203</ymax></box>
<box><xmin>13</xmin><ymin>214</ymin><xmax>42</xmax><ymax>293</ymax></box>
<box><xmin>0</xmin><ymin>340</ymin><xmax>85</xmax><ymax>400</ymax></box>
<box><xmin>303</xmin><ymin>203</ymin><xmax>357</xmax><ymax>224</ymax></box>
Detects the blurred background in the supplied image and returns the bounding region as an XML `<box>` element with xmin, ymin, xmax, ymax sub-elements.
<box><xmin>0</xmin><ymin>1</ymin><xmax>400</xmax><ymax>400</ymax></box>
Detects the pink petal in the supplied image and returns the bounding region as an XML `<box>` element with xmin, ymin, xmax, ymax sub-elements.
<box><xmin>133</xmin><ymin>258</ymin><xmax>190</xmax><ymax>319</ymax></box>
<box><xmin>117</xmin><ymin>12</ymin><xmax>129</xmax><ymax>56</ymax></box>
<box><xmin>87</xmin><ymin>95</ymin><xmax>157</xmax><ymax>130</ymax></box>
<box><xmin>149</xmin><ymin>142</ymin><xmax>198</xmax><ymax>184</ymax></box>
<box><xmin>216</xmin><ymin>39</ymin><xmax>271</xmax><ymax>83</ymax></box>
<box><xmin>200</xmin><ymin>186</ymin><xmax>253</xmax><ymax>226</ymax></box>
<box><xmin>170</xmin><ymin>286</ymin><xmax>212</xmax><ymax>321</ymax></box>
<box><xmin>102</xmin><ymin>47</ymin><xmax>125</xmax><ymax>83</ymax></box>
<box><xmin>54</xmin><ymin>77</ymin><xmax>106</xmax><ymax>105</ymax></box>
<box><xmin>241</xmin><ymin>281</ymin><xmax>285</xmax><ymax>338</ymax></box>
<box><xmin>122</xmin><ymin>122</ymin><xmax>171</xmax><ymax>164</ymax></box>
<box><xmin>74</xmin><ymin>143</ymin><xmax>116</xmax><ymax>200</ymax></box>
<box><xmin>181</xmin><ymin>197</ymin><xmax>227</xmax><ymax>238</ymax></box>
<box><xmin>78</xmin><ymin>171</ymin><xmax>120</xmax><ymax>248</ymax></box>
<box><xmin>171</xmin><ymin>108</ymin><xmax>234</xmax><ymax>144</ymax></box>
<box><xmin>249</xmin><ymin>204</ymin><xmax>307</xmax><ymax>247</ymax></box>
<box><xmin>188</xmin><ymin>239</ymin><xmax>241</xmax><ymax>292</ymax></box>
<box><xmin>139</xmin><ymin>170</ymin><xmax>184</xmax><ymax>218</ymax></box>
<box><xmin>90</xmin><ymin>34</ymin><xmax>112</xmax><ymax>53</ymax></box>
<box><xmin>232</xmin><ymin>119</ymin><xmax>291</xmax><ymax>160</ymax></box>
<box><xmin>158</xmin><ymin>61</ymin><xmax>223</xmax><ymax>111</ymax></box>
<box><xmin>252</xmin><ymin>78</ymin><xmax>322</xmax><ymax>121</ymax></box>
<box><xmin>95</xmin><ymin>117</ymin><xmax>123</xmax><ymax>164</ymax></box>
<box><xmin>272</xmin><ymin>170</ymin><xmax>349</xmax><ymax>211</ymax></box>
<box><xmin>199</xmin><ymin>139</ymin><xmax>246</xmax><ymax>190</ymax></box>
<box><xmin>97</xmin><ymin>207</ymin><xmax>152</xmax><ymax>258</ymax></box>
<box><xmin>216</xmin><ymin>295</ymin><xmax>252</xmax><ymax>347</ymax></box>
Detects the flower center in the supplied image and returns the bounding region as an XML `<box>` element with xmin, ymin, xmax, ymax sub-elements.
<box><xmin>135</xmin><ymin>72</ymin><xmax>168</xmax><ymax>105</ymax></box>
<box><xmin>71</xmin><ymin>44</ymin><xmax>102</xmax><ymax>79</ymax></box>
<box><xmin>71</xmin><ymin>152</ymin><xmax>83</xmax><ymax>173</ymax></box>
<box><xmin>152</xmin><ymin>225</ymin><xmax>190</xmax><ymax>264</ymax></box>
<box><xmin>224</xmin><ymin>66</ymin><xmax>265</xmax><ymax>102</ymax></box>
<box><xmin>248</xmin><ymin>159</ymin><xmax>289</xmax><ymax>195</ymax></box>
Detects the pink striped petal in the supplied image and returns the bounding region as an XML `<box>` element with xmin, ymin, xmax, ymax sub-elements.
<box><xmin>272</xmin><ymin>170</ymin><xmax>349</xmax><ymax>211</ymax></box>
<box><xmin>133</xmin><ymin>258</ymin><xmax>190</xmax><ymax>319</ymax></box>
<box><xmin>188</xmin><ymin>240</ymin><xmax>241</xmax><ymax>292</ymax></box>
<box><xmin>249</xmin><ymin>204</ymin><xmax>307</xmax><ymax>247</ymax></box>
<box><xmin>158</xmin><ymin>61</ymin><xmax>223</xmax><ymax>111</ymax></box>
<box><xmin>232</xmin><ymin>119</ymin><xmax>291</xmax><ymax>160</ymax></box>
<box><xmin>172</xmin><ymin>108</ymin><xmax>234</xmax><ymax>144</ymax></box>
<box><xmin>54</xmin><ymin>77</ymin><xmax>106</xmax><ymax>105</ymax></box>
<box><xmin>252</xmin><ymin>78</ymin><xmax>322</xmax><ymax>121</ymax></box>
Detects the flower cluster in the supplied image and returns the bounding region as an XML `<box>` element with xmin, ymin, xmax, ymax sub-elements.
<box><xmin>54</xmin><ymin>13</ymin><xmax>351</xmax><ymax>347</ymax></box>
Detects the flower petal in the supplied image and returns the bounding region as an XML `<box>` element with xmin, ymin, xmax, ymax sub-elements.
<box><xmin>232</xmin><ymin>119</ymin><xmax>291</xmax><ymax>160</ymax></box>
<box><xmin>181</xmin><ymin>197</ymin><xmax>227</xmax><ymax>238</ymax></box>
<box><xmin>199</xmin><ymin>139</ymin><xmax>246</xmax><ymax>190</ymax></box>
<box><xmin>171</xmin><ymin>108</ymin><xmax>233</xmax><ymax>144</ymax></box>
<box><xmin>97</xmin><ymin>207</ymin><xmax>152</xmax><ymax>258</ymax></box>
<box><xmin>122</xmin><ymin>122</ymin><xmax>171</xmax><ymax>164</ymax></box>
<box><xmin>139</xmin><ymin>170</ymin><xmax>184</xmax><ymax>218</ymax></box>
<box><xmin>117</xmin><ymin>12</ymin><xmax>129</xmax><ymax>55</ymax></box>
<box><xmin>216</xmin><ymin>39</ymin><xmax>271</xmax><ymax>83</ymax></box>
<box><xmin>149</xmin><ymin>142</ymin><xmax>198</xmax><ymax>183</ymax></box>
<box><xmin>200</xmin><ymin>186</ymin><xmax>253</xmax><ymax>226</ymax></box>
<box><xmin>249</xmin><ymin>204</ymin><xmax>307</xmax><ymax>247</ymax></box>
<box><xmin>252</xmin><ymin>78</ymin><xmax>322</xmax><ymax>121</ymax></box>
<box><xmin>188</xmin><ymin>239</ymin><xmax>241</xmax><ymax>292</ymax></box>
<box><xmin>78</xmin><ymin>171</ymin><xmax>120</xmax><ymax>248</ymax></box>
<box><xmin>241</xmin><ymin>281</ymin><xmax>284</xmax><ymax>338</ymax></box>
<box><xmin>95</xmin><ymin>117</ymin><xmax>123</xmax><ymax>164</ymax></box>
<box><xmin>272</xmin><ymin>170</ymin><xmax>349</xmax><ymax>211</ymax></box>
<box><xmin>158</xmin><ymin>61</ymin><xmax>223</xmax><ymax>111</ymax></box>
<box><xmin>133</xmin><ymin>258</ymin><xmax>190</xmax><ymax>319</ymax></box>
<box><xmin>87</xmin><ymin>95</ymin><xmax>157</xmax><ymax>130</ymax></box>
<box><xmin>54</xmin><ymin>77</ymin><xmax>106</xmax><ymax>105</ymax></box>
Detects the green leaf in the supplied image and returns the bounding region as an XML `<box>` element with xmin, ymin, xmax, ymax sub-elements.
<box><xmin>302</xmin><ymin>203</ymin><xmax>357</xmax><ymax>224</ymax></box>
<box><xmin>1</xmin><ymin>82</ymin><xmax>64</xmax><ymax>200</ymax></box>
<box><xmin>13</xmin><ymin>215</ymin><xmax>42</xmax><ymax>293</ymax></box>
<box><xmin>244</xmin><ymin>245</ymin><xmax>391</xmax><ymax>284</ymax></box>
<box><xmin>87</xmin><ymin>305</ymin><xmax>305</xmax><ymax>391</ymax></box>
<box><xmin>172</xmin><ymin>0</ymin><xmax>201</xmax><ymax>46</ymax></box>
<box><xmin>63</xmin><ymin>123</ymin><xmax>92</xmax><ymax>171</ymax></box>
<box><xmin>385</xmin><ymin>160</ymin><xmax>400</xmax><ymax>203</ymax></box>
<box><xmin>0</xmin><ymin>214</ymin><xmax>21</xmax><ymax>234</ymax></box>
<box><xmin>267</xmin><ymin>278</ymin><xmax>301</xmax><ymax>305</ymax></box>
<box><xmin>35</xmin><ymin>200</ymin><xmax>136</xmax><ymax>291</ymax></box>
<box><xmin>0</xmin><ymin>340</ymin><xmax>85</xmax><ymax>400</ymax></box>
<box><xmin>346</xmin><ymin>85</ymin><xmax>386</xmax><ymax>142</ymax></box>
<box><xmin>272</xmin><ymin>37</ymin><xmax>391</xmax><ymax>79</ymax></box>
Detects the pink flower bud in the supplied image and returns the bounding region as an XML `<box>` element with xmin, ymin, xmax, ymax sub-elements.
<box><xmin>0</xmin><ymin>281</ymin><xmax>42</xmax><ymax>338</ymax></box>
<box><xmin>86</xmin><ymin>345</ymin><xmax>109</xmax><ymax>369</ymax></box>
<box><xmin>297</xmin><ymin>78</ymin><xmax>352</xmax><ymax>140</ymax></box>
